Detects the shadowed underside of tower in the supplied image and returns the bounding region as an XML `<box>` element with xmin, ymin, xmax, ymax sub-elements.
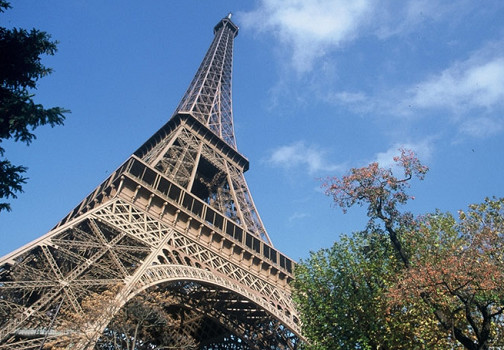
<box><xmin>0</xmin><ymin>15</ymin><xmax>303</xmax><ymax>350</ymax></box>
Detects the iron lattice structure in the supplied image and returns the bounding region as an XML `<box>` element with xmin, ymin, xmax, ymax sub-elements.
<box><xmin>0</xmin><ymin>15</ymin><xmax>303</xmax><ymax>349</ymax></box>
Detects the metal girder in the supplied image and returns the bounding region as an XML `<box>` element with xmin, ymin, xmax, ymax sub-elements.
<box><xmin>0</xmin><ymin>15</ymin><xmax>304</xmax><ymax>350</ymax></box>
<box><xmin>175</xmin><ymin>17</ymin><xmax>237</xmax><ymax>149</ymax></box>
<box><xmin>0</xmin><ymin>195</ymin><xmax>301</xmax><ymax>348</ymax></box>
<box><xmin>141</xmin><ymin>121</ymin><xmax>272</xmax><ymax>245</ymax></box>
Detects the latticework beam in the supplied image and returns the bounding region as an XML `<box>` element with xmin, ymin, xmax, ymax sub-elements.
<box><xmin>0</xmin><ymin>14</ymin><xmax>304</xmax><ymax>349</ymax></box>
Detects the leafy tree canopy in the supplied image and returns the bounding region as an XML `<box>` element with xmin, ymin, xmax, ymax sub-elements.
<box><xmin>392</xmin><ymin>198</ymin><xmax>504</xmax><ymax>349</ymax></box>
<box><xmin>0</xmin><ymin>0</ymin><xmax>68</xmax><ymax>211</ymax></box>
<box><xmin>294</xmin><ymin>149</ymin><xmax>504</xmax><ymax>350</ymax></box>
<box><xmin>293</xmin><ymin>229</ymin><xmax>448</xmax><ymax>350</ymax></box>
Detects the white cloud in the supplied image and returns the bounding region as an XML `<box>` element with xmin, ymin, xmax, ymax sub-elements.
<box><xmin>330</xmin><ymin>91</ymin><xmax>367</xmax><ymax>104</ymax></box>
<box><xmin>459</xmin><ymin>117</ymin><xmax>504</xmax><ymax>138</ymax></box>
<box><xmin>240</xmin><ymin>1</ymin><xmax>504</xmax><ymax>141</ymax></box>
<box><xmin>329</xmin><ymin>42</ymin><xmax>504</xmax><ymax>140</ymax></box>
<box><xmin>329</xmin><ymin>46</ymin><xmax>504</xmax><ymax>116</ymax></box>
<box><xmin>267</xmin><ymin>141</ymin><xmax>343</xmax><ymax>175</ymax></box>
<box><xmin>240</xmin><ymin>0</ymin><xmax>375</xmax><ymax>72</ymax></box>
<box><xmin>288</xmin><ymin>211</ymin><xmax>310</xmax><ymax>222</ymax></box>
<box><xmin>239</xmin><ymin>0</ymin><xmax>471</xmax><ymax>73</ymax></box>
<box><xmin>411</xmin><ymin>57</ymin><xmax>504</xmax><ymax>112</ymax></box>
<box><xmin>373</xmin><ymin>141</ymin><xmax>433</xmax><ymax>169</ymax></box>
<box><xmin>373</xmin><ymin>0</ymin><xmax>462</xmax><ymax>38</ymax></box>
<box><xmin>325</xmin><ymin>90</ymin><xmax>378</xmax><ymax>114</ymax></box>
<box><xmin>400</xmin><ymin>44</ymin><xmax>504</xmax><ymax>138</ymax></box>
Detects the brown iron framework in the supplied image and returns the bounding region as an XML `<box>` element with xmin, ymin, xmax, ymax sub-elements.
<box><xmin>0</xmin><ymin>15</ymin><xmax>303</xmax><ymax>349</ymax></box>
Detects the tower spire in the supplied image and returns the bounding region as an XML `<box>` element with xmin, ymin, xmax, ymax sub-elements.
<box><xmin>0</xmin><ymin>15</ymin><xmax>303</xmax><ymax>350</ymax></box>
<box><xmin>175</xmin><ymin>15</ymin><xmax>239</xmax><ymax>149</ymax></box>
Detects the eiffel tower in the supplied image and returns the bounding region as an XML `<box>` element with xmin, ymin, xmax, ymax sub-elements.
<box><xmin>0</xmin><ymin>14</ymin><xmax>302</xmax><ymax>349</ymax></box>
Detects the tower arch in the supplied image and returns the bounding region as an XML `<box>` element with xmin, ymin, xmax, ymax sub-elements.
<box><xmin>0</xmin><ymin>15</ymin><xmax>304</xmax><ymax>349</ymax></box>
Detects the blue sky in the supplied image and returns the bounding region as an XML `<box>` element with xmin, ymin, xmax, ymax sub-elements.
<box><xmin>1</xmin><ymin>1</ymin><xmax>504</xmax><ymax>261</ymax></box>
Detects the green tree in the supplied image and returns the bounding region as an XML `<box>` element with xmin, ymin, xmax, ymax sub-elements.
<box><xmin>312</xmin><ymin>149</ymin><xmax>504</xmax><ymax>349</ymax></box>
<box><xmin>293</xmin><ymin>229</ymin><xmax>449</xmax><ymax>349</ymax></box>
<box><xmin>389</xmin><ymin>199</ymin><xmax>504</xmax><ymax>349</ymax></box>
<box><xmin>0</xmin><ymin>0</ymin><xmax>68</xmax><ymax>211</ymax></box>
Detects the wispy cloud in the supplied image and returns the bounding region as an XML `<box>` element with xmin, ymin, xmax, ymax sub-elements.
<box><xmin>239</xmin><ymin>0</ymin><xmax>470</xmax><ymax>73</ymax></box>
<box><xmin>458</xmin><ymin>117</ymin><xmax>504</xmax><ymax>138</ymax></box>
<box><xmin>328</xmin><ymin>41</ymin><xmax>504</xmax><ymax>139</ymax></box>
<box><xmin>288</xmin><ymin>211</ymin><xmax>310</xmax><ymax>223</ymax></box>
<box><xmin>240</xmin><ymin>1</ymin><xmax>504</xmax><ymax>142</ymax></box>
<box><xmin>403</xmin><ymin>44</ymin><xmax>504</xmax><ymax>138</ymax></box>
<box><xmin>267</xmin><ymin>141</ymin><xmax>343</xmax><ymax>175</ymax></box>
<box><xmin>409</xmin><ymin>58</ymin><xmax>504</xmax><ymax>112</ymax></box>
<box><xmin>330</xmin><ymin>45</ymin><xmax>504</xmax><ymax>111</ymax></box>
<box><xmin>330</xmin><ymin>91</ymin><xmax>368</xmax><ymax>105</ymax></box>
<box><xmin>325</xmin><ymin>90</ymin><xmax>377</xmax><ymax>115</ymax></box>
<box><xmin>240</xmin><ymin>0</ymin><xmax>375</xmax><ymax>72</ymax></box>
<box><xmin>269</xmin><ymin>141</ymin><xmax>434</xmax><ymax>181</ymax></box>
<box><xmin>373</xmin><ymin>141</ymin><xmax>433</xmax><ymax>169</ymax></box>
<box><xmin>372</xmin><ymin>0</ymin><xmax>465</xmax><ymax>38</ymax></box>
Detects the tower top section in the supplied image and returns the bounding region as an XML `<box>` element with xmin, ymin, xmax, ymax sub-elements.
<box><xmin>174</xmin><ymin>15</ymin><xmax>239</xmax><ymax>149</ymax></box>
<box><xmin>214</xmin><ymin>13</ymin><xmax>239</xmax><ymax>37</ymax></box>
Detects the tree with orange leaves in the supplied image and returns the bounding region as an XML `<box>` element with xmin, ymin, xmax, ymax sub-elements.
<box><xmin>390</xmin><ymin>199</ymin><xmax>504</xmax><ymax>349</ymax></box>
<box><xmin>293</xmin><ymin>149</ymin><xmax>503</xmax><ymax>349</ymax></box>
<box><xmin>324</xmin><ymin>148</ymin><xmax>428</xmax><ymax>268</ymax></box>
